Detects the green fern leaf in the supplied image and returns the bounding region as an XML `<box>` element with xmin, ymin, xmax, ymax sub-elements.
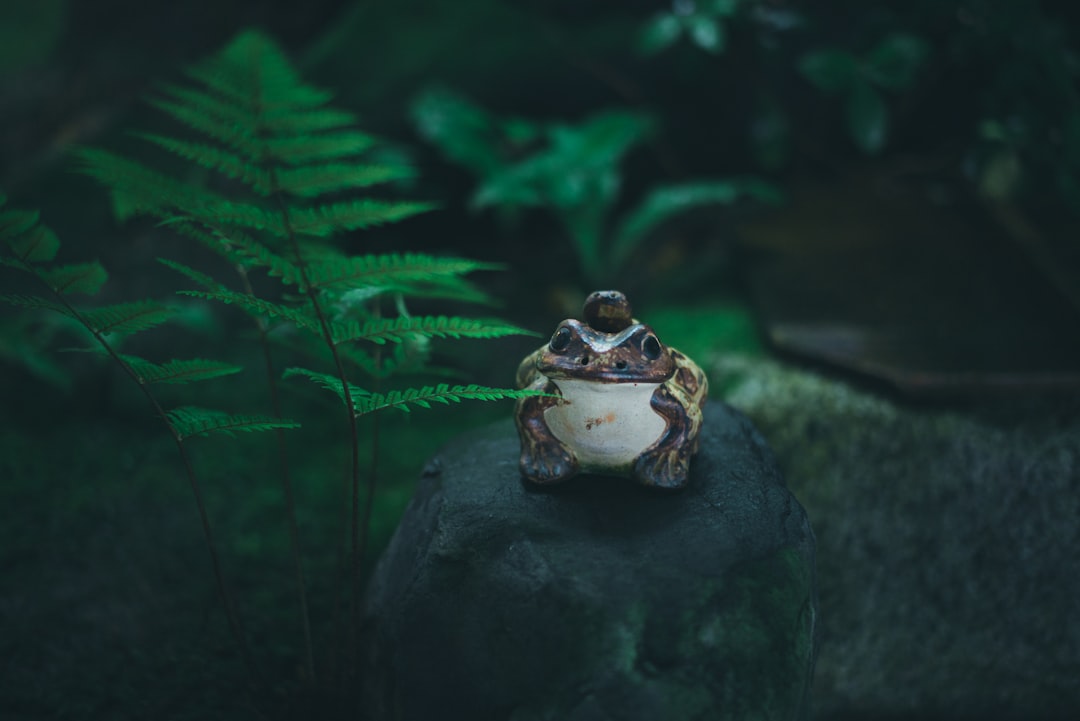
<box><xmin>287</xmin><ymin>199</ymin><xmax>436</xmax><ymax>237</ymax></box>
<box><xmin>147</xmin><ymin>91</ymin><xmax>263</xmax><ymax>159</ymax></box>
<box><xmin>80</xmin><ymin>300</ymin><xmax>175</xmax><ymax>336</ymax></box>
<box><xmin>157</xmin><ymin>257</ymin><xmax>227</xmax><ymax>291</ymax></box>
<box><xmin>264</xmin><ymin>131</ymin><xmax>377</xmax><ymax>165</ymax></box>
<box><xmin>180</xmin><ymin>288</ymin><xmax>317</xmax><ymax>331</ymax></box>
<box><xmin>122</xmin><ymin>355</ymin><xmax>243</xmax><ymax>384</ymax></box>
<box><xmin>38</xmin><ymin>262</ymin><xmax>108</xmax><ymax>296</ymax></box>
<box><xmin>137</xmin><ymin>133</ymin><xmax>272</xmax><ymax>193</ymax></box>
<box><xmin>0</xmin><ymin>293</ymin><xmax>72</xmax><ymax>316</ymax></box>
<box><xmin>166</xmin><ymin>405</ymin><xmax>300</xmax><ymax>439</ymax></box>
<box><xmin>304</xmin><ymin>252</ymin><xmax>499</xmax><ymax>291</ymax></box>
<box><xmin>0</xmin><ymin>209</ymin><xmax>60</xmax><ymax>264</ymax></box>
<box><xmin>276</xmin><ymin>163</ymin><xmax>414</xmax><ymax>198</ymax></box>
<box><xmin>75</xmin><ymin>148</ymin><xmax>229</xmax><ymax>221</ymax></box>
<box><xmin>331</xmin><ymin>315</ymin><xmax>534</xmax><ymax>345</ymax></box>
<box><xmin>355</xmin><ymin>384</ymin><xmax>547</xmax><ymax>415</ymax></box>
<box><xmin>283</xmin><ymin>367</ymin><xmax>369</xmax><ymax>409</ymax></box>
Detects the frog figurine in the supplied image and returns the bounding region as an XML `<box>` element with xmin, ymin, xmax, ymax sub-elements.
<box><xmin>514</xmin><ymin>290</ymin><xmax>708</xmax><ymax>489</ymax></box>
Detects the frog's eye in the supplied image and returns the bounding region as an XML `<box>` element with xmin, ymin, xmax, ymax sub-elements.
<box><xmin>642</xmin><ymin>335</ymin><xmax>662</xmax><ymax>360</ymax></box>
<box><xmin>549</xmin><ymin>326</ymin><xmax>572</xmax><ymax>352</ymax></box>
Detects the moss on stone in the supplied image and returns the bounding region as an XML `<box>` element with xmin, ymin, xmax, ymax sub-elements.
<box><xmin>715</xmin><ymin>355</ymin><xmax>1080</xmax><ymax>719</ymax></box>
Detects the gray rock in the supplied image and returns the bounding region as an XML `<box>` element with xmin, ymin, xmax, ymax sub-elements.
<box><xmin>361</xmin><ymin>401</ymin><xmax>817</xmax><ymax>721</ymax></box>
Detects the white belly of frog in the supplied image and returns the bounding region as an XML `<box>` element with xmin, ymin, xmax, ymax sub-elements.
<box><xmin>544</xmin><ymin>379</ymin><xmax>665</xmax><ymax>470</ymax></box>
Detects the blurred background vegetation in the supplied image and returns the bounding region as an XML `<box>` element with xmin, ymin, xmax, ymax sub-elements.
<box><xmin>2</xmin><ymin>1</ymin><xmax>1079</xmax><ymax>719</ymax></box>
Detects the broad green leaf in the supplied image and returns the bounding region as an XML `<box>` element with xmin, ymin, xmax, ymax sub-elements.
<box><xmin>799</xmin><ymin>49</ymin><xmax>859</xmax><ymax>93</ymax></box>
<box><xmin>611</xmin><ymin>179</ymin><xmax>783</xmax><ymax>269</ymax></box>
<box><xmin>1</xmin><ymin>222</ymin><xmax>59</xmax><ymax>264</ymax></box>
<box><xmin>866</xmin><ymin>33</ymin><xmax>928</xmax><ymax>90</ymax></box>
<box><xmin>686</xmin><ymin>15</ymin><xmax>725</xmax><ymax>54</ymax></box>
<box><xmin>38</xmin><ymin>261</ymin><xmax>108</xmax><ymax>296</ymax></box>
<box><xmin>409</xmin><ymin>86</ymin><xmax>505</xmax><ymax>176</ymax></box>
<box><xmin>638</xmin><ymin>14</ymin><xmax>682</xmax><ymax>56</ymax></box>
<box><xmin>847</xmin><ymin>81</ymin><xmax>888</xmax><ymax>155</ymax></box>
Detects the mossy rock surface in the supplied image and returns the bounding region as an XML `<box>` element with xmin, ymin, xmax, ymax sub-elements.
<box><xmin>361</xmin><ymin>401</ymin><xmax>816</xmax><ymax>721</ymax></box>
<box><xmin>719</xmin><ymin>356</ymin><xmax>1080</xmax><ymax>720</ymax></box>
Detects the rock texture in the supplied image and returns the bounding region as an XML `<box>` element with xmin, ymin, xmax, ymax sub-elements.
<box><xmin>361</xmin><ymin>402</ymin><xmax>817</xmax><ymax>721</ymax></box>
<box><xmin>719</xmin><ymin>355</ymin><xmax>1080</xmax><ymax>720</ymax></box>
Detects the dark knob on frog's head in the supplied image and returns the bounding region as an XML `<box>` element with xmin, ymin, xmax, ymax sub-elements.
<box><xmin>583</xmin><ymin>290</ymin><xmax>633</xmax><ymax>333</ymax></box>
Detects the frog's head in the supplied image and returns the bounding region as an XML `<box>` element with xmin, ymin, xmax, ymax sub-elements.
<box><xmin>537</xmin><ymin>290</ymin><xmax>675</xmax><ymax>383</ymax></box>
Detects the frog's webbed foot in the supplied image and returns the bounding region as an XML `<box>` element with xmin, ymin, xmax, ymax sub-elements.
<box><xmin>632</xmin><ymin>384</ymin><xmax>696</xmax><ymax>490</ymax></box>
<box><xmin>515</xmin><ymin>380</ymin><xmax>579</xmax><ymax>484</ymax></box>
<box><xmin>521</xmin><ymin>441</ymin><xmax>579</xmax><ymax>484</ymax></box>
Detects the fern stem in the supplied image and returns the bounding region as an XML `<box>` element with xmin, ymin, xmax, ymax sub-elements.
<box><xmin>23</xmin><ymin>267</ymin><xmax>258</xmax><ymax>680</ymax></box>
<box><xmin>267</xmin><ymin>169</ymin><xmax>364</xmax><ymax>679</ymax></box>
<box><xmin>238</xmin><ymin>265</ymin><xmax>316</xmax><ymax>682</ymax></box>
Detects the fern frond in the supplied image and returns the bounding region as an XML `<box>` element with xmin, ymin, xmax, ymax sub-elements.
<box><xmin>38</xmin><ymin>262</ymin><xmax>108</xmax><ymax>296</ymax></box>
<box><xmin>355</xmin><ymin>384</ymin><xmax>547</xmax><ymax>415</ymax></box>
<box><xmin>137</xmin><ymin>133</ymin><xmax>272</xmax><ymax>193</ymax></box>
<box><xmin>0</xmin><ymin>208</ymin><xmax>59</xmax><ymax>264</ymax></box>
<box><xmin>75</xmin><ymin>148</ymin><xmax>229</xmax><ymax>221</ymax></box>
<box><xmin>0</xmin><ymin>293</ymin><xmax>72</xmax><ymax>316</ymax></box>
<box><xmin>331</xmin><ymin>315</ymin><xmax>534</xmax><ymax>345</ymax></box>
<box><xmin>287</xmin><ymin>199</ymin><xmax>436</xmax><ymax>237</ymax></box>
<box><xmin>157</xmin><ymin>257</ymin><xmax>227</xmax><ymax>291</ymax></box>
<box><xmin>122</xmin><ymin>355</ymin><xmax>243</xmax><ymax>385</ymax></box>
<box><xmin>166</xmin><ymin>405</ymin><xmax>300</xmax><ymax>440</ymax></box>
<box><xmin>80</xmin><ymin>300</ymin><xmax>175</xmax><ymax>336</ymax></box>
<box><xmin>275</xmin><ymin>163</ymin><xmax>414</xmax><ymax>198</ymax></box>
<box><xmin>180</xmin><ymin>288</ymin><xmax>318</xmax><ymax>331</ymax></box>
<box><xmin>264</xmin><ymin>131</ymin><xmax>377</xmax><ymax>165</ymax></box>
<box><xmin>304</xmin><ymin>252</ymin><xmax>500</xmax><ymax>291</ymax></box>
<box><xmin>283</xmin><ymin>367</ymin><xmax>369</xmax><ymax>409</ymax></box>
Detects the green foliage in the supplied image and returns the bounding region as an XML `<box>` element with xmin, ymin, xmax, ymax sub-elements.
<box><xmin>411</xmin><ymin>87</ymin><xmax>782</xmax><ymax>286</ymax></box>
<box><xmin>799</xmin><ymin>33</ymin><xmax>928</xmax><ymax>155</ymax></box>
<box><xmin>639</xmin><ymin>0</ymin><xmax>741</xmax><ymax>56</ymax></box>
<box><xmin>166</xmin><ymin>406</ymin><xmax>300</xmax><ymax>440</ymax></box>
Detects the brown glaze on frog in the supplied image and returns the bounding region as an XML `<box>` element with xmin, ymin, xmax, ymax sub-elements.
<box><xmin>514</xmin><ymin>290</ymin><xmax>708</xmax><ymax>489</ymax></box>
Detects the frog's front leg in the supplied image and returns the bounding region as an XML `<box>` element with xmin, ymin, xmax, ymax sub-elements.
<box><xmin>515</xmin><ymin>378</ymin><xmax>579</xmax><ymax>484</ymax></box>
<box><xmin>632</xmin><ymin>384</ymin><xmax>698</xmax><ymax>490</ymax></box>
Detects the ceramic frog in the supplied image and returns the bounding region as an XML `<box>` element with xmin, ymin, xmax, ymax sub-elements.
<box><xmin>515</xmin><ymin>290</ymin><xmax>708</xmax><ymax>489</ymax></box>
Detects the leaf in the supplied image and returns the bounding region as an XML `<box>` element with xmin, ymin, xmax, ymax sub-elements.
<box><xmin>331</xmin><ymin>315</ymin><xmax>535</xmax><ymax>345</ymax></box>
<box><xmin>638</xmin><ymin>14</ymin><xmax>682</xmax><ymax>56</ymax></box>
<box><xmin>166</xmin><ymin>406</ymin><xmax>300</xmax><ymax>439</ymax></box>
<box><xmin>286</xmin><ymin>199</ymin><xmax>437</xmax><ymax>237</ymax></box>
<box><xmin>866</xmin><ymin>33</ymin><xmax>928</xmax><ymax>91</ymax></box>
<box><xmin>354</xmin><ymin>384</ymin><xmax>548</xmax><ymax>416</ymax></box>
<box><xmin>179</xmin><ymin>288</ymin><xmax>318</xmax><ymax>331</ymax></box>
<box><xmin>80</xmin><ymin>300</ymin><xmax>175</xmax><ymax>336</ymax></box>
<box><xmin>122</xmin><ymin>356</ymin><xmax>244</xmax><ymax>385</ymax></box>
<box><xmin>611</xmin><ymin>179</ymin><xmax>783</xmax><ymax>269</ymax></box>
<box><xmin>409</xmin><ymin>86</ymin><xmax>505</xmax><ymax>176</ymax></box>
<box><xmin>799</xmin><ymin>49</ymin><xmax>859</xmax><ymax>93</ymax></box>
<box><xmin>305</xmin><ymin>252</ymin><xmax>500</xmax><ymax>292</ymax></box>
<box><xmin>157</xmin><ymin>257</ymin><xmax>227</xmax><ymax>291</ymax></box>
<box><xmin>283</xmin><ymin>367</ymin><xmax>369</xmax><ymax>409</ymax></box>
<box><xmin>0</xmin><ymin>203</ymin><xmax>61</xmax><ymax>266</ymax></box>
<box><xmin>136</xmin><ymin>133</ymin><xmax>271</xmax><ymax>193</ymax></box>
<box><xmin>38</xmin><ymin>261</ymin><xmax>108</xmax><ymax>296</ymax></box>
<box><xmin>0</xmin><ymin>293</ymin><xmax>72</xmax><ymax>316</ymax></box>
<box><xmin>264</xmin><ymin>131</ymin><xmax>377</xmax><ymax>165</ymax></box>
<box><xmin>686</xmin><ymin>15</ymin><xmax>725</xmax><ymax>54</ymax></box>
<box><xmin>847</xmin><ymin>81</ymin><xmax>888</xmax><ymax>155</ymax></box>
<box><xmin>275</xmin><ymin>163</ymin><xmax>415</xmax><ymax>198</ymax></box>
